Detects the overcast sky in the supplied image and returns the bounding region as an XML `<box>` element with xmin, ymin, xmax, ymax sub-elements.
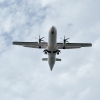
<box><xmin>0</xmin><ymin>0</ymin><xmax>100</xmax><ymax>100</ymax></box>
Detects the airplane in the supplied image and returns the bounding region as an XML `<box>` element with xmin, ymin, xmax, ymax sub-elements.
<box><xmin>13</xmin><ymin>26</ymin><xmax>92</xmax><ymax>71</ymax></box>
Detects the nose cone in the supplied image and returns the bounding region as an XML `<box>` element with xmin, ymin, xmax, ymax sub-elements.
<box><xmin>50</xmin><ymin>26</ymin><xmax>57</xmax><ymax>33</ymax></box>
<box><xmin>51</xmin><ymin>26</ymin><xmax>55</xmax><ymax>30</ymax></box>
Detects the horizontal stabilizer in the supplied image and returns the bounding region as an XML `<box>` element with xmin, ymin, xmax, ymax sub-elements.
<box><xmin>56</xmin><ymin>58</ymin><xmax>61</xmax><ymax>61</ymax></box>
<box><xmin>42</xmin><ymin>58</ymin><xmax>61</xmax><ymax>61</ymax></box>
<box><xmin>42</xmin><ymin>58</ymin><xmax>48</xmax><ymax>61</ymax></box>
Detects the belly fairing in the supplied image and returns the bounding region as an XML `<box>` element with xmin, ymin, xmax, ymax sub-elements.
<box><xmin>48</xmin><ymin>56</ymin><xmax>55</xmax><ymax>71</ymax></box>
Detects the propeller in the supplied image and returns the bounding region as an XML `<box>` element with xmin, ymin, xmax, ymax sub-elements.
<box><xmin>60</xmin><ymin>36</ymin><xmax>70</xmax><ymax>43</ymax></box>
<box><xmin>35</xmin><ymin>35</ymin><xmax>45</xmax><ymax>43</ymax></box>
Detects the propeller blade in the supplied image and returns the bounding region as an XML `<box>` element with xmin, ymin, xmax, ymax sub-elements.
<box><xmin>41</xmin><ymin>39</ymin><xmax>44</xmax><ymax>41</ymax></box>
<box><xmin>39</xmin><ymin>35</ymin><xmax>40</xmax><ymax>39</ymax></box>
<box><xmin>41</xmin><ymin>37</ymin><xmax>45</xmax><ymax>39</ymax></box>
<box><xmin>60</xmin><ymin>36</ymin><xmax>70</xmax><ymax>43</ymax></box>
<box><xmin>65</xmin><ymin>38</ymin><xmax>70</xmax><ymax>40</ymax></box>
<box><xmin>60</xmin><ymin>37</ymin><xmax>63</xmax><ymax>40</ymax></box>
<box><xmin>35</xmin><ymin>35</ymin><xmax>45</xmax><ymax>43</ymax></box>
<box><xmin>66</xmin><ymin>41</ymin><xmax>69</xmax><ymax>43</ymax></box>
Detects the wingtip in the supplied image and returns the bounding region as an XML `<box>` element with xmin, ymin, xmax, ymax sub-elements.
<box><xmin>12</xmin><ymin>41</ymin><xmax>14</xmax><ymax>45</ymax></box>
<box><xmin>12</xmin><ymin>41</ymin><xmax>17</xmax><ymax>45</ymax></box>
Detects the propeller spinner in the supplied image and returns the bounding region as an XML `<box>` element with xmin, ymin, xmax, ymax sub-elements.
<box><xmin>60</xmin><ymin>36</ymin><xmax>70</xmax><ymax>49</ymax></box>
<box><xmin>35</xmin><ymin>35</ymin><xmax>45</xmax><ymax>43</ymax></box>
<box><xmin>35</xmin><ymin>35</ymin><xmax>45</xmax><ymax>48</ymax></box>
<box><xmin>60</xmin><ymin>36</ymin><xmax>70</xmax><ymax>44</ymax></box>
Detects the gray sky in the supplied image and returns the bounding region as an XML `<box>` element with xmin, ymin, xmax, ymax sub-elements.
<box><xmin>0</xmin><ymin>0</ymin><xmax>100</xmax><ymax>100</ymax></box>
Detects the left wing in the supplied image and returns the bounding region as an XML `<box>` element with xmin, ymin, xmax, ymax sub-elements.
<box><xmin>57</xmin><ymin>43</ymin><xmax>92</xmax><ymax>49</ymax></box>
<box><xmin>13</xmin><ymin>41</ymin><xmax>48</xmax><ymax>49</ymax></box>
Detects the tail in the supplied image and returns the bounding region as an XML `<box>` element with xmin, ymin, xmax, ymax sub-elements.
<box><xmin>42</xmin><ymin>58</ymin><xmax>61</xmax><ymax>61</ymax></box>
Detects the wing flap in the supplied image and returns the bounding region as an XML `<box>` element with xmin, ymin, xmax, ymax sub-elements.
<box><xmin>57</xmin><ymin>43</ymin><xmax>92</xmax><ymax>49</ymax></box>
<box><xmin>13</xmin><ymin>41</ymin><xmax>48</xmax><ymax>49</ymax></box>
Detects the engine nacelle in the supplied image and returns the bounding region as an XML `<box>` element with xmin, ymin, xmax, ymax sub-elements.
<box><xmin>39</xmin><ymin>46</ymin><xmax>41</xmax><ymax>48</ymax></box>
<box><xmin>63</xmin><ymin>46</ymin><xmax>65</xmax><ymax>49</ymax></box>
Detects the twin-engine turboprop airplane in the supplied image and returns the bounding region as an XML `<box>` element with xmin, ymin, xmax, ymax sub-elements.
<box><xmin>13</xmin><ymin>26</ymin><xmax>92</xmax><ymax>71</ymax></box>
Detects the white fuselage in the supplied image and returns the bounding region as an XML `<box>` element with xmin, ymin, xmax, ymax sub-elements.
<box><xmin>47</xmin><ymin>26</ymin><xmax>57</xmax><ymax>71</ymax></box>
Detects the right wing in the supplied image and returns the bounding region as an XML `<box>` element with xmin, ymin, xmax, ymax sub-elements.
<box><xmin>13</xmin><ymin>41</ymin><xmax>48</xmax><ymax>49</ymax></box>
<box><xmin>57</xmin><ymin>43</ymin><xmax>92</xmax><ymax>49</ymax></box>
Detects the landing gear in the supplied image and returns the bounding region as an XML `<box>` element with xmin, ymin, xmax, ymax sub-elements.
<box><xmin>57</xmin><ymin>52</ymin><xmax>59</xmax><ymax>55</ymax></box>
<box><xmin>43</xmin><ymin>50</ymin><xmax>47</xmax><ymax>54</ymax></box>
<box><xmin>43</xmin><ymin>49</ymin><xmax>61</xmax><ymax>55</ymax></box>
<box><xmin>44</xmin><ymin>52</ymin><xmax>47</xmax><ymax>54</ymax></box>
<box><xmin>56</xmin><ymin>50</ymin><xmax>61</xmax><ymax>55</ymax></box>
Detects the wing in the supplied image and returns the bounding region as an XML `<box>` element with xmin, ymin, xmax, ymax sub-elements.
<box><xmin>57</xmin><ymin>43</ymin><xmax>92</xmax><ymax>49</ymax></box>
<box><xmin>13</xmin><ymin>41</ymin><xmax>48</xmax><ymax>49</ymax></box>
